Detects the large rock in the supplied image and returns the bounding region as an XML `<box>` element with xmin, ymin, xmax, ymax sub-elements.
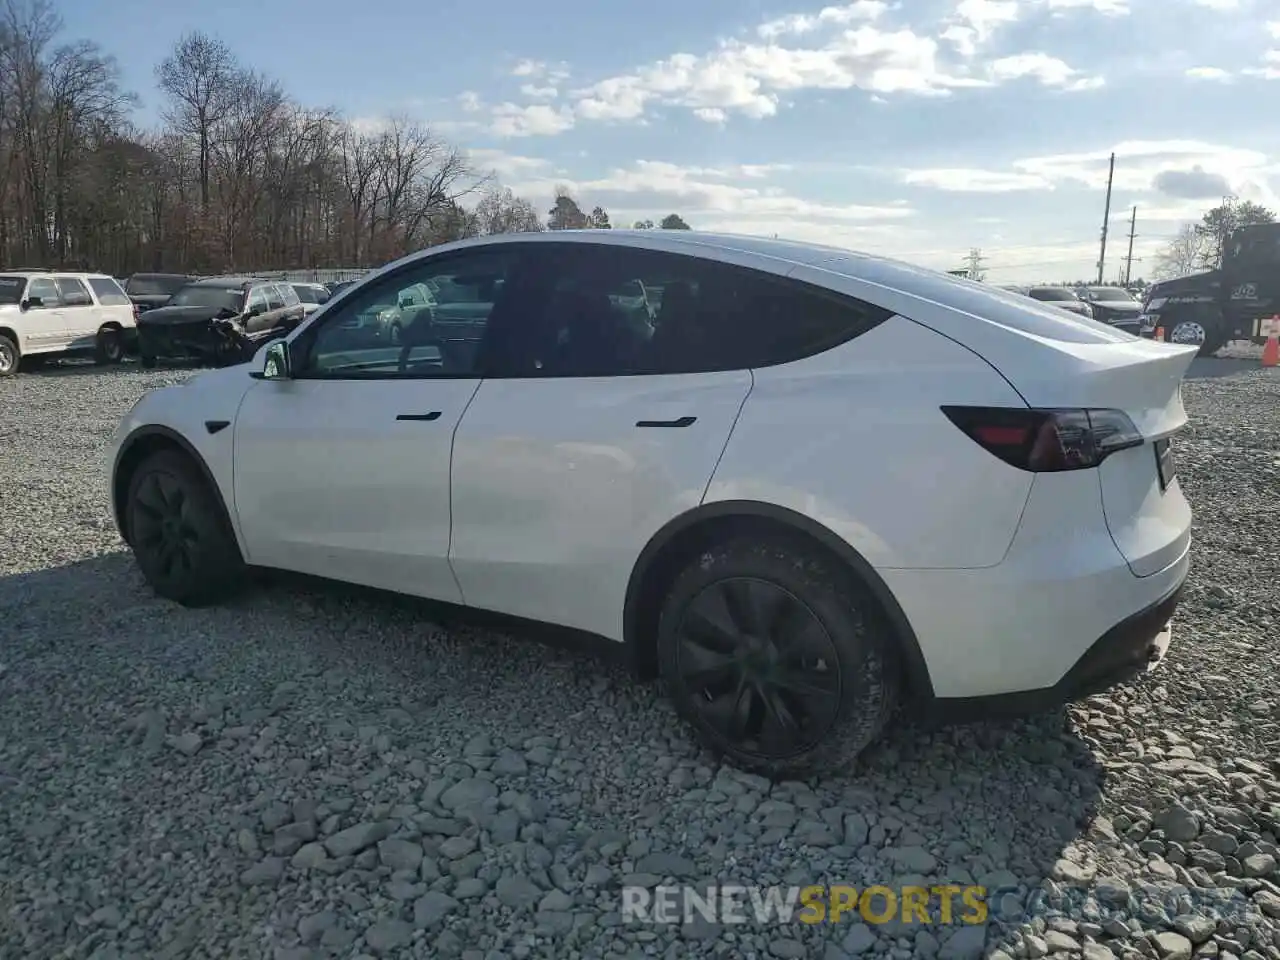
<box><xmin>324</xmin><ymin>821</ymin><xmax>392</xmax><ymax>858</ymax></box>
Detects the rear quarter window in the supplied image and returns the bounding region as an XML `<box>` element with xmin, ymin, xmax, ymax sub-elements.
<box><xmin>88</xmin><ymin>277</ymin><xmax>131</xmax><ymax>306</ymax></box>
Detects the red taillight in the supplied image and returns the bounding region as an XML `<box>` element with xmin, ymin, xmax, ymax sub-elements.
<box><xmin>942</xmin><ymin>406</ymin><xmax>1143</xmax><ymax>472</ymax></box>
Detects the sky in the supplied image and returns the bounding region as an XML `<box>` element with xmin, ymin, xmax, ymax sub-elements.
<box><xmin>62</xmin><ymin>0</ymin><xmax>1280</xmax><ymax>283</ymax></box>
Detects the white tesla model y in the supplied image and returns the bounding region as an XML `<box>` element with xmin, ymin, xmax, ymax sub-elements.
<box><xmin>108</xmin><ymin>231</ymin><xmax>1196</xmax><ymax>775</ymax></box>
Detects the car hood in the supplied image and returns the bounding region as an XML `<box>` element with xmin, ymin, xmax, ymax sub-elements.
<box><xmin>1089</xmin><ymin>300</ymin><xmax>1142</xmax><ymax>313</ymax></box>
<box><xmin>138</xmin><ymin>305</ymin><xmax>235</xmax><ymax>325</ymax></box>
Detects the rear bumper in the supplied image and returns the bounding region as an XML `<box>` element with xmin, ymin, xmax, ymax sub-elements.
<box><xmin>924</xmin><ymin>580</ymin><xmax>1183</xmax><ymax>723</ymax></box>
<box><xmin>882</xmin><ymin>467</ymin><xmax>1192</xmax><ymax>702</ymax></box>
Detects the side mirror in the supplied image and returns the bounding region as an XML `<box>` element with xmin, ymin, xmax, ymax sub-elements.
<box><xmin>251</xmin><ymin>340</ymin><xmax>291</xmax><ymax>380</ymax></box>
<box><xmin>21</xmin><ymin>296</ymin><xmax>42</xmax><ymax>310</ymax></box>
<box><xmin>248</xmin><ymin>303</ymin><xmax>266</xmax><ymax>317</ymax></box>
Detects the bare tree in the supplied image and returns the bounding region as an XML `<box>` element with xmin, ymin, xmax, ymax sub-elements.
<box><xmin>0</xmin><ymin>6</ymin><xmax>558</xmax><ymax>274</ymax></box>
<box><xmin>1152</xmin><ymin>224</ymin><xmax>1209</xmax><ymax>281</ymax></box>
<box><xmin>475</xmin><ymin>186</ymin><xmax>543</xmax><ymax>234</ymax></box>
<box><xmin>156</xmin><ymin>32</ymin><xmax>241</xmax><ymax>213</ymax></box>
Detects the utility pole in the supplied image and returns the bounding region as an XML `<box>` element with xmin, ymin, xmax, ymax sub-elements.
<box><xmin>965</xmin><ymin>247</ymin><xmax>986</xmax><ymax>281</ymax></box>
<box><xmin>1096</xmin><ymin>152</ymin><xmax>1115</xmax><ymax>284</ymax></box>
<box><xmin>1121</xmin><ymin>205</ymin><xmax>1138</xmax><ymax>285</ymax></box>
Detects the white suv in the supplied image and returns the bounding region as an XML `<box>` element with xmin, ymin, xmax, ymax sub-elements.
<box><xmin>107</xmin><ymin>231</ymin><xmax>1195</xmax><ymax>775</ymax></box>
<box><xmin>0</xmin><ymin>271</ymin><xmax>137</xmax><ymax>376</ymax></box>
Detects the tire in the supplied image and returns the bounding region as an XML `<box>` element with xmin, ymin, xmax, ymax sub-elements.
<box><xmin>1163</xmin><ymin>307</ymin><xmax>1225</xmax><ymax>357</ymax></box>
<box><xmin>388</xmin><ymin>321</ymin><xmax>403</xmax><ymax>345</ymax></box>
<box><xmin>0</xmin><ymin>334</ymin><xmax>17</xmax><ymax>377</ymax></box>
<box><xmin>95</xmin><ymin>326</ymin><xmax>124</xmax><ymax>365</ymax></box>
<box><xmin>656</xmin><ymin>537</ymin><xmax>899</xmax><ymax>777</ymax></box>
<box><xmin>124</xmin><ymin>449</ymin><xmax>246</xmax><ymax>607</ymax></box>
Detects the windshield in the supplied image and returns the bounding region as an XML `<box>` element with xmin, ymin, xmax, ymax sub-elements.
<box><xmin>168</xmin><ymin>285</ymin><xmax>245</xmax><ymax>312</ymax></box>
<box><xmin>1082</xmin><ymin>287</ymin><xmax>1134</xmax><ymax>302</ymax></box>
<box><xmin>0</xmin><ymin>276</ymin><xmax>26</xmax><ymax>305</ymax></box>
<box><xmin>127</xmin><ymin>275</ymin><xmax>188</xmax><ymax>296</ymax></box>
<box><xmin>1029</xmin><ymin>287</ymin><xmax>1077</xmax><ymax>302</ymax></box>
<box><xmin>292</xmin><ymin>284</ymin><xmax>329</xmax><ymax>304</ymax></box>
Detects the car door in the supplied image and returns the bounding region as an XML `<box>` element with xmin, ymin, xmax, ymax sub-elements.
<box><xmin>231</xmin><ymin>247</ymin><xmax>526</xmax><ymax>603</ymax></box>
<box><xmin>447</xmin><ymin>243</ymin><xmax>754</xmax><ymax>642</ymax></box>
<box><xmin>243</xmin><ymin>285</ymin><xmax>270</xmax><ymax>333</ymax></box>
<box><xmin>255</xmin><ymin>283</ymin><xmax>286</xmax><ymax>334</ymax></box>
<box><xmin>55</xmin><ymin>277</ymin><xmax>97</xmax><ymax>346</ymax></box>
<box><xmin>21</xmin><ymin>277</ymin><xmax>70</xmax><ymax>351</ymax></box>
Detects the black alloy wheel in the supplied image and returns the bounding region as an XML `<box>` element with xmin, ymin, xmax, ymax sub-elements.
<box><xmin>125</xmin><ymin>449</ymin><xmax>245</xmax><ymax>606</ymax></box>
<box><xmin>674</xmin><ymin>577</ymin><xmax>842</xmax><ymax>759</ymax></box>
<box><xmin>657</xmin><ymin>538</ymin><xmax>898</xmax><ymax>777</ymax></box>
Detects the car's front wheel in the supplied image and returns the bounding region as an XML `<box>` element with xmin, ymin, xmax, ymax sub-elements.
<box><xmin>124</xmin><ymin>449</ymin><xmax>246</xmax><ymax>607</ymax></box>
<box><xmin>657</xmin><ymin>537</ymin><xmax>898</xmax><ymax>777</ymax></box>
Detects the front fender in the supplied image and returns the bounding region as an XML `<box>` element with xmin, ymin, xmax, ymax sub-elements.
<box><xmin>107</xmin><ymin>370</ymin><xmax>257</xmax><ymax>550</ymax></box>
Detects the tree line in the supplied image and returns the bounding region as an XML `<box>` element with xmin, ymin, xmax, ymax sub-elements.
<box><xmin>0</xmin><ymin>0</ymin><xmax>693</xmax><ymax>277</ymax></box>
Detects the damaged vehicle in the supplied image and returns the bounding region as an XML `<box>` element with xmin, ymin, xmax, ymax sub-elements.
<box><xmin>137</xmin><ymin>277</ymin><xmax>306</xmax><ymax>368</ymax></box>
<box><xmin>1140</xmin><ymin>222</ymin><xmax>1280</xmax><ymax>356</ymax></box>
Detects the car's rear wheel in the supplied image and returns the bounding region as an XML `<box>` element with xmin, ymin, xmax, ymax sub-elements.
<box><xmin>124</xmin><ymin>449</ymin><xmax>245</xmax><ymax>607</ymax></box>
<box><xmin>657</xmin><ymin>537</ymin><xmax>898</xmax><ymax>777</ymax></box>
<box><xmin>95</xmin><ymin>326</ymin><xmax>124</xmax><ymax>365</ymax></box>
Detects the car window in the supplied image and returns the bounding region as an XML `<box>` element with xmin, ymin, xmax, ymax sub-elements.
<box><xmin>55</xmin><ymin>277</ymin><xmax>93</xmax><ymax>306</ymax></box>
<box><xmin>127</xmin><ymin>275</ymin><xmax>188</xmax><ymax>296</ymax></box>
<box><xmin>246</xmin><ymin>286</ymin><xmax>269</xmax><ymax>313</ymax></box>
<box><xmin>292</xmin><ymin>284</ymin><xmax>327</xmax><ymax>304</ymax></box>
<box><xmin>300</xmin><ymin>250</ymin><xmax>519</xmax><ymax>378</ymax></box>
<box><xmin>169</xmin><ymin>285</ymin><xmax>244</xmax><ymax>312</ymax></box>
<box><xmin>0</xmin><ymin>276</ymin><xmax>28</xmax><ymax>305</ymax></box>
<box><xmin>1028</xmin><ymin>287</ymin><xmax>1076</xmax><ymax>301</ymax></box>
<box><xmin>88</xmin><ymin>277</ymin><xmax>131</xmax><ymax>305</ymax></box>
<box><xmin>279</xmin><ymin>283</ymin><xmax>301</xmax><ymax>307</ymax></box>
<box><xmin>265</xmin><ymin>284</ymin><xmax>286</xmax><ymax>310</ymax></box>
<box><xmin>28</xmin><ymin>277</ymin><xmax>62</xmax><ymax>307</ymax></box>
<box><xmin>492</xmin><ymin>244</ymin><xmax>893</xmax><ymax>378</ymax></box>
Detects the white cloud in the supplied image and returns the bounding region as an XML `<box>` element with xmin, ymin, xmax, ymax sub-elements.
<box><xmin>1188</xmin><ymin>0</ymin><xmax>1239</xmax><ymax>8</ymax></box>
<box><xmin>902</xmin><ymin>168</ymin><xmax>1053</xmax><ymax>192</ymax></box>
<box><xmin>506</xmin><ymin>159</ymin><xmax>914</xmax><ymax>227</ymax></box>
<box><xmin>489</xmin><ymin>103</ymin><xmax>576</xmax><ymax>137</ymax></box>
<box><xmin>757</xmin><ymin>0</ymin><xmax>887</xmax><ymax>38</ymax></box>
<box><xmin>467</xmin><ymin>149</ymin><xmax>553</xmax><ymax>180</ymax></box>
<box><xmin>1043</xmin><ymin>0</ymin><xmax>1129</xmax><ymax>14</ymax></box>
<box><xmin>901</xmin><ymin>141</ymin><xmax>1275</xmax><ymax>202</ymax></box>
<box><xmin>1185</xmin><ymin>66</ymin><xmax>1233</xmax><ymax>81</ymax></box>
<box><xmin>987</xmin><ymin>53</ymin><xmax>1104</xmax><ymax>89</ymax></box>
<box><xmin>520</xmin><ymin>84</ymin><xmax>559</xmax><ymax>99</ymax></box>
<box><xmin>1270</xmin><ymin>20</ymin><xmax>1280</xmax><ymax>38</ymax></box>
<box><xmin>551</xmin><ymin>1</ymin><xmax>1101</xmax><ymax>129</ymax></box>
<box><xmin>512</xmin><ymin>59</ymin><xmax>545</xmax><ymax>77</ymax></box>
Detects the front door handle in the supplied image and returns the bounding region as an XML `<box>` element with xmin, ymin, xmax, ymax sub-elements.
<box><xmin>396</xmin><ymin>412</ymin><xmax>442</xmax><ymax>422</ymax></box>
<box><xmin>637</xmin><ymin>416</ymin><xmax>697</xmax><ymax>428</ymax></box>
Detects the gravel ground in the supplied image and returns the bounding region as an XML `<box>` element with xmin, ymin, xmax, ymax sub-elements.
<box><xmin>2</xmin><ymin>356</ymin><xmax>1279</xmax><ymax>960</ymax></box>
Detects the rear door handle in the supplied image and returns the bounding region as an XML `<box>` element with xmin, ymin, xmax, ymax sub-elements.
<box><xmin>396</xmin><ymin>412</ymin><xmax>442</xmax><ymax>422</ymax></box>
<box><xmin>636</xmin><ymin>416</ymin><xmax>697</xmax><ymax>428</ymax></box>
